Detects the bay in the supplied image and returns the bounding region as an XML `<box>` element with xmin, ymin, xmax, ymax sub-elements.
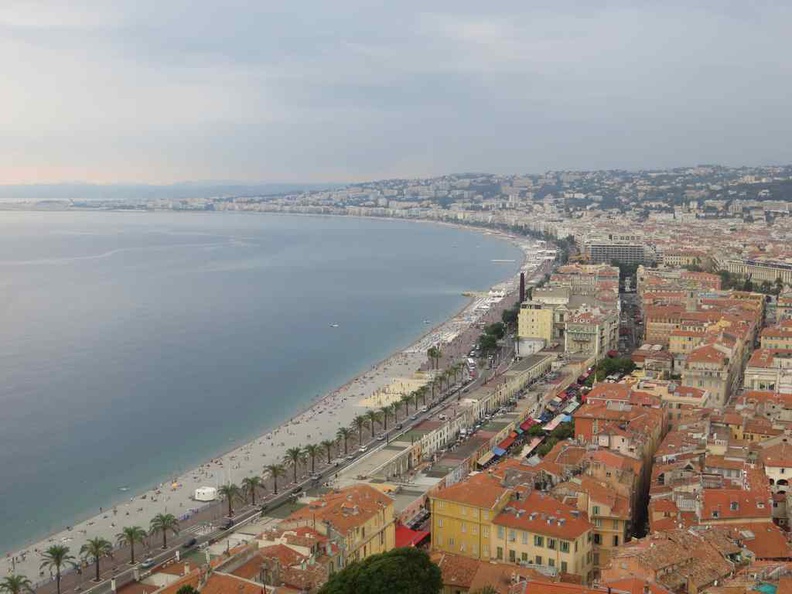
<box><xmin>0</xmin><ymin>211</ymin><xmax>522</xmax><ymax>553</ymax></box>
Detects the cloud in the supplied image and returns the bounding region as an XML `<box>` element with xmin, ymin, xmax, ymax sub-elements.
<box><xmin>0</xmin><ymin>1</ymin><xmax>791</xmax><ymax>184</ymax></box>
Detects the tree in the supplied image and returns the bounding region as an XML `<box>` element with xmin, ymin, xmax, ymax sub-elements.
<box><xmin>0</xmin><ymin>575</ymin><xmax>33</xmax><ymax>594</ymax></box>
<box><xmin>116</xmin><ymin>526</ymin><xmax>147</xmax><ymax>565</ymax></box>
<box><xmin>304</xmin><ymin>443</ymin><xmax>322</xmax><ymax>473</ymax></box>
<box><xmin>285</xmin><ymin>446</ymin><xmax>306</xmax><ymax>483</ymax></box>
<box><xmin>336</xmin><ymin>427</ymin><xmax>352</xmax><ymax>455</ymax></box>
<box><xmin>379</xmin><ymin>404</ymin><xmax>392</xmax><ymax>431</ymax></box>
<box><xmin>176</xmin><ymin>587</ymin><xmax>200</xmax><ymax>594</ymax></box>
<box><xmin>365</xmin><ymin>410</ymin><xmax>381</xmax><ymax>438</ymax></box>
<box><xmin>352</xmin><ymin>415</ymin><xmax>366</xmax><ymax>445</ymax></box>
<box><xmin>478</xmin><ymin>333</ymin><xmax>499</xmax><ymax>355</ymax></box>
<box><xmin>400</xmin><ymin>394</ymin><xmax>413</xmax><ymax>415</ymax></box>
<box><xmin>427</xmin><ymin>346</ymin><xmax>442</xmax><ymax>370</ymax></box>
<box><xmin>318</xmin><ymin>547</ymin><xmax>442</xmax><ymax>594</ymax></box>
<box><xmin>241</xmin><ymin>475</ymin><xmax>264</xmax><ymax>506</ymax></box>
<box><xmin>265</xmin><ymin>463</ymin><xmax>286</xmax><ymax>495</ymax></box>
<box><xmin>40</xmin><ymin>545</ymin><xmax>76</xmax><ymax>594</ymax></box>
<box><xmin>417</xmin><ymin>385</ymin><xmax>429</xmax><ymax>406</ymax></box>
<box><xmin>149</xmin><ymin>513</ymin><xmax>180</xmax><ymax>549</ymax></box>
<box><xmin>218</xmin><ymin>483</ymin><xmax>242</xmax><ymax>517</ymax></box>
<box><xmin>392</xmin><ymin>398</ymin><xmax>404</xmax><ymax>421</ymax></box>
<box><xmin>80</xmin><ymin>537</ymin><xmax>112</xmax><ymax>582</ymax></box>
<box><xmin>321</xmin><ymin>439</ymin><xmax>336</xmax><ymax>464</ymax></box>
<box><xmin>775</xmin><ymin>277</ymin><xmax>785</xmax><ymax>296</ymax></box>
<box><xmin>484</xmin><ymin>322</ymin><xmax>506</xmax><ymax>340</ymax></box>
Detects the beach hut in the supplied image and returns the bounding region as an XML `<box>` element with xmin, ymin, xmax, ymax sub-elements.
<box><xmin>194</xmin><ymin>486</ymin><xmax>217</xmax><ymax>501</ymax></box>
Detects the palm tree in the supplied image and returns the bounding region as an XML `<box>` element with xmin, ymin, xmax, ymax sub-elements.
<box><xmin>427</xmin><ymin>346</ymin><xmax>441</xmax><ymax>369</ymax></box>
<box><xmin>284</xmin><ymin>446</ymin><xmax>305</xmax><ymax>483</ymax></box>
<box><xmin>417</xmin><ymin>385</ymin><xmax>429</xmax><ymax>406</ymax></box>
<box><xmin>365</xmin><ymin>410</ymin><xmax>381</xmax><ymax>438</ymax></box>
<box><xmin>379</xmin><ymin>404</ymin><xmax>392</xmax><ymax>431</ymax></box>
<box><xmin>80</xmin><ymin>537</ymin><xmax>112</xmax><ymax>582</ymax></box>
<box><xmin>40</xmin><ymin>545</ymin><xmax>75</xmax><ymax>594</ymax></box>
<box><xmin>400</xmin><ymin>393</ymin><xmax>413</xmax><ymax>414</ymax></box>
<box><xmin>0</xmin><ymin>575</ymin><xmax>33</xmax><ymax>594</ymax></box>
<box><xmin>265</xmin><ymin>463</ymin><xmax>286</xmax><ymax>495</ymax></box>
<box><xmin>304</xmin><ymin>443</ymin><xmax>322</xmax><ymax>473</ymax></box>
<box><xmin>392</xmin><ymin>398</ymin><xmax>403</xmax><ymax>421</ymax></box>
<box><xmin>218</xmin><ymin>483</ymin><xmax>242</xmax><ymax>517</ymax></box>
<box><xmin>321</xmin><ymin>439</ymin><xmax>336</xmax><ymax>464</ymax></box>
<box><xmin>149</xmin><ymin>513</ymin><xmax>180</xmax><ymax>549</ymax></box>
<box><xmin>410</xmin><ymin>392</ymin><xmax>421</xmax><ymax>412</ymax></box>
<box><xmin>336</xmin><ymin>427</ymin><xmax>352</xmax><ymax>455</ymax></box>
<box><xmin>116</xmin><ymin>526</ymin><xmax>147</xmax><ymax>565</ymax></box>
<box><xmin>241</xmin><ymin>476</ymin><xmax>264</xmax><ymax>506</ymax></box>
<box><xmin>352</xmin><ymin>414</ymin><xmax>366</xmax><ymax>444</ymax></box>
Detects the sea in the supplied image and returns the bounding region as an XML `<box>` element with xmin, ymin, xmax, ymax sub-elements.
<box><xmin>0</xmin><ymin>211</ymin><xmax>522</xmax><ymax>553</ymax></box>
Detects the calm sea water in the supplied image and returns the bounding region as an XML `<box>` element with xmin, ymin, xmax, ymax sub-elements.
<box><xmin>0</xmin><ymin>211</ymin><xmax>521</xmax><ymax>552</ymax></box>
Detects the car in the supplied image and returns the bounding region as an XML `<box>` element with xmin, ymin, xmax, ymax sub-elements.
<box><xmin>346</xmin><ymin>454</ymin><xmax>355</xmax><ymax>460</ymax></box>
<box><xmin>292</xmin><ymin>486</ymin><xmax>302</xmax><ymax>494</ymax></box>
<box><xmin>310</xmin><ymin>473</ymin><xmax>321</xmax><ymax>480</ymax></box>
<box><xmin>182</xmin><ymin>537</ymin><xmax>197</xmax><ymax>549</ymax></box>
<box><xmin>396</xmin><ymin>423</ymin><xmax>403</xmax><ymax>430</ymax></box>
<box><xmin>376</xmin><ymin>434</ymin><xmax>386</xmax><ymax>441</ymax></box>
<box><xmin>221</xmin><ymin>518</ymin><xmax>234</xmax><ymax>530</ymax></box>
<box><xmin>410</xmin><ymin>414</ymin><xmax>418</xmax><ymax>420</ymax></box>
<box><xmin>420</xmin><ymin>406</ymin><xmax>428</xmax><ymax>413</ymax></box>
<box><xmin>358</xmin><ymin>445</ymin><xmax>368</xmax><ymax>453</ymax></box>
<box><xmin>140</xmin><ymin>557</ymin><xmax>155</xmax><ymax>569</ymax></box>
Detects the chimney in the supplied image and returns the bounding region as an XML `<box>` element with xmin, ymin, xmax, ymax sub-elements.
<box><xmin>520</xmin><ymin>273</ymin><xmax>526</xmax><ymax>303</ymax></box>
<box><xmin>183</xmin><ymin>563</ymin><xmax>190</xmax><ymax>576</ymax></box>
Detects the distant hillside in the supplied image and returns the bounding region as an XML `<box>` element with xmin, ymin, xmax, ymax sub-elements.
<box><xmin>0</xmin><ymin>182</ymin><xmax>335</xmax><ymax>201</ymax></box>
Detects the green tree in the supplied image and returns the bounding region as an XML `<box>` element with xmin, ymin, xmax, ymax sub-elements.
<box><xmin>775</xmin><ymin>277</ymin><xmax>785</xmax><ymax>296</ymax></box>
<box><xmin>379</xmin><ymin>404</ymin><xmax>392</xmax><ymax>431</ymax></box>
<box><xmin>484</xmin><ymin>322</ymin><xmax>506</xmax><ymax>340</ymax></box>
<box><xmin>176</xmin><ymin>586</ymin><xmax>200</xmax><ymax>594</ymax></box>
<box><xmin>265</xmin><ymin>463</ymin><xmax>286</xmax><ymax>495</ymax></box>
<box><xmin>80</xmin><ymin>537</ymin><xmax>112</xmax><ymax>582</ymax></box>
<box><xmin>426</xmin><ymin>346</ymin><xmax>442</xmax><ymax>370</ymax></box>
<box><xmin>304</xmin><ymin>443</ymin><xmax>322</xmax><ymax>473</ymax></box>
<box><xmin>241</xmin><ymin>475</ymin><xmax>264</xmax><ymax>506</ymax></box>
<box><xmin>218</xmin><ymin>483</ymin><xmax>242</xmax><ymax>517</ymax></box>
<box><xmin>116</xmin><ymin>526</ymin><xmax>147</xmax><ymax>565</ymax></box>
<box><xmin>0</xmin><ymin>575</ymin><xmax>33</xmax><ymax>594</ymax></box>
<box><xmin>478</xmin><ymin>333</ymin><xmax>499</xmax><ymax>355</ymax></box>
<box><xmin>40</xmin><ymin>544</ymin><xmax>76</xmax><ymax>594</ymax></box>
<box><xmin>336</xmin><ymin>427</ymin><xmax>353</xmax><ymax>455</ymax></box>
<box><xmin>321</xmin><ymin>439</ymin><xmax>336</xmax><ymax>464</ymax></box>
<box><xmin>284</xmin><ymin>446</ymin><xmax>306</xmax><ymax>483</ymax></box>
<box><xmin>149</xmin><ymin>513</ymin><xmax>180</xmax><ymax>549</ymax></box>
<box><xmin>318</xmin><ymin>547</ymin><xmax>442</xmax><ymax>594</ymax></box>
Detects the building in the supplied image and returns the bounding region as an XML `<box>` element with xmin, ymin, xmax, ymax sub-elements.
<box><xmin>490</xmin><ymin>492</ymin><xmax>594</xmax><ymax>583</ymax></box>
<box><xmin>743</xmin><ymin>349</ymin><xmax>792</xmax><ymax>393</ymax></box>
<box><xmin>430</xmin><ymin>472</ymin><xmax>512</xmax><ymax>561</ymax></box>
<box><xmin>281</xmin><ymin>484</ymin><xmax>396</xmax><ymax>569</ymax></box>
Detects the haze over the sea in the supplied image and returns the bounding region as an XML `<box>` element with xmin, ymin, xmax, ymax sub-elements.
<box><xmin>0</xmin><ymin>211</ymin><xmax>521</xmax><ymax>553</ymax></box>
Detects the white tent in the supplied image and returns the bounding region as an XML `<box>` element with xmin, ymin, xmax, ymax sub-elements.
<box><xmin>194</xmin><ymin>486</ymin><xmax>217</xmax><ymax>501</ymax></box>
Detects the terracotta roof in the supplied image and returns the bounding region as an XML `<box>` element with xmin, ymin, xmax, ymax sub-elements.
<box><xmin>201</xmin><ymin>573</ymin><xmax>268</xmax><ymax>594</ymax></box>
<box><xmin>286</xmin><ymin>484</ymin><xmax>393</xmax><ymax>536</ymax></box>
<box><xmin>726</xmin><ymin>522</ymin><xmax>792</xmax><ymax>559</ymax></box>
<box><xmin>761</xmin><ymin>441</ymin><xmax>792</xmax><ymax>467</ymax></box>
<box><xmin>748</xmin><ymin>348</ymin><xmax>792</xmax><ymax>368</ymax></box>
<box><xmin>687</xmin><ymin>344</ymin><xmax>727</xmax><ymax>364</ymax></box>
<box><xmin>432</xmin><ymin>471</ymin><xmax>510</xmax><ymax>509</ymax></box>
<box><xmin>701</xmin><ymin>488</ymin><xmax>772</xmax><ymax>522</ymax></box>
<box><xmin>493</xmin><ymin>492</ymin><xmax>592</xmax><ymax>540</ymax></box>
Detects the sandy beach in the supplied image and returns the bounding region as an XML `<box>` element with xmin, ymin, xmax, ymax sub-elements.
<box><xmin>2</xmin><ymin>225</ymin><xmax>539</xmax><ymax>586</ymax></box>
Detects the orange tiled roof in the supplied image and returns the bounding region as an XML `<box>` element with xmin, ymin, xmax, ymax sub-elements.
<box><xmin>493</xmin><ymin>492</ymin><xmax>592</xmax><ymax>540</ymax></box>
<box><xmin>286</xmin><ymin>483</ymin><xmax>393</xmax><ymax>536</ymax></box>
<box><xmin>432</xmin><ymin>471</ymin><xmax>510</xmax><ymax>509</ymax></box>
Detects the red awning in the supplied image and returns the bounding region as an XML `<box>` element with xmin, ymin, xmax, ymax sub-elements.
<box><xmin>395</xmin><ymin>525</ymin><xmax>430</xmax><ymax>548</ymax></box>
<box><xmin>498</xmin><ymin>435</ymin><xmax>516</xmax><ymax>450</ymax></box>
<box><xmin>520</xmin><ymin>419</ymin><xmax>536</xmax><ymax>431</ymax></box>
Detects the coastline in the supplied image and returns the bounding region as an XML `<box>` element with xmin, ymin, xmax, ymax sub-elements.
<box><xmin>0</xmin><ymin>213</ymin><xmax>534</xmax><ymax>583</ymax></box>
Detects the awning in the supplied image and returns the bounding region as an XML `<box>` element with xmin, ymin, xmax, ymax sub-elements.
<box><xmin>395</xmin><ymin>525</ymin><xmax>430</xmax><ymax>548</ymax></box>
<box><xmin>514</xmin><ymin>427</ymin><xmax>524</xmax><ymax>435</ymax></box>
<box><xmin>493</xmin><ymin>447</ymin><xmax>507</xmax><ymax>457</ymax></box>
<box><xmin>520</xmin><ymin>419</ymin><xmax>536</xmax><ymax>431</ymax></box>
<box><xmin>477</xmin><ymin>452</ymin><xmax>496</xmax><ymax>467</ymax></box>
<box><xmin>498</xmin><ymin>435</ymin><xmax>516</xmax><ymax>450</ymax></box>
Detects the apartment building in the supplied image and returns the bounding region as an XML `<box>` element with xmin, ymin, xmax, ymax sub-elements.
<box><xmin>743</xmin><ymin>349</ymin><xmax>792</xmax><ymax>393</ymax></box>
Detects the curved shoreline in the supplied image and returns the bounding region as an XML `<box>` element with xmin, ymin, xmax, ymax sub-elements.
<box><xmin>0</xmin><ymin>213</ymin><xmax>534</xmax><ymax>581</ymax></box>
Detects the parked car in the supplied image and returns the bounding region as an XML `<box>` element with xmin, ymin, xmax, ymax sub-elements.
<box><xmin>221</xmin><ymin>518</ymin><xmax>234</xmax><ymax>530</ymax></box>
<box><xmin>140</xmin><ymin>558</ymin><xmax>155</xmax><ymax>569</ymax></box>
<box><xmin>182</xmin><ymin>537</ymin><xmax>197</xmax><ymax>549</ymax></box>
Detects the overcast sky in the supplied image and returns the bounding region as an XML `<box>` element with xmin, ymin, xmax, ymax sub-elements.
<box><xmin>2</xmin><ymin>1</ymin><xmax>791</xmax><ymax>184</ymax></box>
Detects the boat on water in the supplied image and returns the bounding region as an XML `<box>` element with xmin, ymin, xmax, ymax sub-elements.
<box><xmin>330</xmin><ymin>323</ymin><xmax>339</xmax><ymax>328</ymax></box>
<box><xmin>423</xmin><ymin>319</ymin><xmax>431</xmax><ymax>324</ymax></box>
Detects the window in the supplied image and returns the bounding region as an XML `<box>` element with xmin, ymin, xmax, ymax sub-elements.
<box><xmin>613</xmin><ymin>535</ymin><xmax>619</xmax><ymax>547</ymax></box>
<box><xmin>509</xmin><ymin>550</ymin><xmax>516</xmax><ymax>563</ymax></box>
<box><xmin>483</xmin><ymin>528</ymin><xmax>489</xmax><ymax>538</ymax></box>
<box><xmin>461</xmin><ymin>523</ymin><xmax>467</xmax><ymax>534</ymax></box>
<box><xmin>437</xmin><ymin>518</ymin><xmax>443</xmax><ymax>528</ymax></box>
<box><xmin>521</xmin><ymin>531</ymin><xmax>528</xmax><ymax>545</ymax></box>
<box><xmin>547</xmin><ymin>538</ymin><xmax>556</xmax><ymax>550</ymax></box>
<box><xmin>535</xmin><ymin>555</ymin><xmax>542</xmax><ymax>565</ymax></box>
<box><xmin>473</xmin><ymin>525</ymin><xmax>478</xmax><ymax>535</ymax></box>
<box><xmin>509</xmin><ymin>530</ymin><xmax>516</xmax><ymax>543</ymax></box>
<box><xmin>521</xmin><ymin>552</ymin><xmax>528</xmax><ymax>562</ymax></box>
<box><xmin>612</xmin><ymin>519</ymin><xmax>620</xmax><ymax>529</ymax></box>
<box><xmin>548</xmin><ymin>558</ymin><xmax>555</xmax><ymax>568</ymax></box>
<box><xmin>560</xmin><ymin>541</ymin><xmax>570</xmax><ymax>553</ymax></box>
<box><xmin>594</xmin><ymin>518</ymin><xmax>602</xmax><ymax>528</ymax></box>
<box><xmin>534</xmin><ymin>535</ymin><xmax>544</xmax><ymax>547</ymax></box>
<box><xmin>460</xmin><ymin>542</ymin><xmax>466</xmax><ymax>552</ymax></box>
<box><xmin>436</xmin><ymin>535</ymin><xmax>443</xmax><ymax>546</ymax></box>
<box><xmin>592</xmin><ymin>505</ymin><xmax>600</xmax><ymax>515</ymax></box>
<box><xmin>561</xmin><ymin>561</ymin><xmax>568</xmax><ymax>573</ymax></box>
<box><xmin>496</xmin><ymin>547</ymin><xmax>503</xmax><ymax>560</ymax></box>
<box><xmin>498</xmin><ymin>526</ymin><xmax>505</xmax><ymax>539</ymax></box>
<box><xmin>461</xmin><ymin>506</ymin><xmax>467</xmax><ymax>516</ymax></box>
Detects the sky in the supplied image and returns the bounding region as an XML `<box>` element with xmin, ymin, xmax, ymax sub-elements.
<box><xmin>2</xmin><ymin>1</ymin><xmax>791</xmax><ymax>185</ymax></box>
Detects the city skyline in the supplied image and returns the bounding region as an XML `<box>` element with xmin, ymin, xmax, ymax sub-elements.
<box><xmin>3</xmin><ymin>1</ymin><xmax>792</xmax><ymax>185</ymax></box>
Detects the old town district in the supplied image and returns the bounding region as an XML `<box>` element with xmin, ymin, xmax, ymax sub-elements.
<box><xmin>116</xmin><ymin>262</ymin><xmax>792</xmax><ymax>594</ymax></box>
